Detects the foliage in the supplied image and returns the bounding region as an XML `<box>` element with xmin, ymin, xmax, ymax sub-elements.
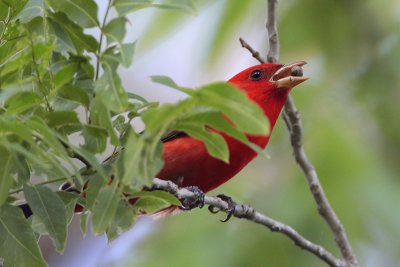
<box><xmin>0</xmin><ymin>0</ymin><xmax>270</xmax><ymax>266</ymax></box>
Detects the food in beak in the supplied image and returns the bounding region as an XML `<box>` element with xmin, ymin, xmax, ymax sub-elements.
<box><xmin>270</xmin><ymin>61</ymin><xmax>309</xmax><ymax>89</ymax></box>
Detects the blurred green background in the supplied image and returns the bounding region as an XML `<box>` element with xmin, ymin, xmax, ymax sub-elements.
<box><xmin>47</xmin><ymin>0</ymin><xmax>400</xmax><ymax>266</ymax></box>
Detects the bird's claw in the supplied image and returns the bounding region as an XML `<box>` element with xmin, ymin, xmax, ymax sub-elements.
<box><xmin>208</xmin><ymin>194</ymin><xmax>236</xmax><ymax>222</ymax></box>
<box><xmin>181</xmin><ymin>186</ymin><xmax>205</xmax><ymax>210</ymax></box>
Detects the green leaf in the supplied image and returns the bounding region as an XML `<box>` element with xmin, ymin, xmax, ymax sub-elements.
<box><xmin>151</xmin><ymin>0</ymin><xmax>197</xmax><ymax>14</ymax></box>
<box><xmin>113</xmin><ymin>0</ymin><xmax>152</xmax><ymax>15</ymax></box>
<box><xmin>4</xmin><ymin>91</ymin><xmax>41</xmax><ymax>115</ymax></box>
<box><xmin>194</xmin><ymin>83</ymin><xmax>269</xmax><ymax>135</ymax></box>
<box><xmin>103</xmin><ymin>17</ymin><xmax>127</xmax><ymax>44</ymax></box>
<box><xmin>1</xmin><ymin>0</ymin><xmax>29</xmax><ymax>19</ymax></box>
<box><xmin>178</xmin><ymin>111</ymin><xmax>270</xmax><ymax>159</ymax></box>
<box><xmin>4</xmin><ymin>142</ymin><xmax>67</xmax><ymax>182</ymax></box>
<box><xmin>0</xmin><ymin>21</ymin><xmax>4</xmax><ymax>36</ymax></box>
<box><xmin>17</xmin><ymin>0</ymin><xmax>43</xmax><ymax>23</ymax></box>
<box><xmin>31</xmin><ymin>214</ymin><xmax>47</xmax><ymax>235</ymax></box>
<box><xmin>90</xmin><ymin>98</ymin><xmax>120</xmax><ymax>145</ymax></box>
<box><xmin>0</xmin><ymin>2</ymin><xmax>8</xmax><ymax>21</ymax></box>
<box><xmin>91</xmin><ymin>181</ymin><xmax>120</xmax><ymax>235</ymax></box>
<box><xmin>141</xmin><ymin>99</ymin><xmax>194</xmax><ymax>133</ymax></box>
<box><xmin>57</xmin><ymin>85</ymin><xmax>90</xmax><ymax>108</ymax></box>
<box><xmin>24</xmin><ymin>15</ymin><xmax>45</xmax><ymax>36</ymax></box>
<box><xmin>26</xmin><ymin>116</ymin><xmax>85</xmax><ymax>182</ymax></box>
<box><xmin>133</xmin><ymin>190</ymin><xmax>179</xmax><ymax>214</ymax></box>
<box><xmin>131</xmin><ymin>190</ymin><xmax>181</xmax><ymax>206</ymax></box>
<box><xmin>105</xmin><ymin>202</ymin><xmax>136</xmax><ymax>242</ymax></box>
<box><xmin>47</xmin><ymin>16</ymin><xmax>76</xmax><ymax>54</ymax></box>
<box><xmin>0</xmin><ymin>40</ymin><xmax>31</xmax><ymax>77</ymax></box>
<box><xmin>0</xmin><ymin>146</ymin><xmax>14</xmax><ymax>206</ymax></box>
<box><xmin>113</xmin><ymin>0</ymin><xmax>196</xmax><ymax>16</ymax></box>
<box><xmin>81</xmin><ymin>125</ymin><xmax>108</xmax><ymax>153</ymax></box>
<box><xmin>24</xmin><ymin>184</ymin><xmax>67</xmax><ymax>252</ymax></box>
<box><xmin>11</xmin><ymin>150</ymin><xmax>31</xmax><ymax>182</ymax></box>
<box><xmin>32</xmin><ymin>39</ymin><xmax>56</xmax><ymax>79</ymax></box>
<box><xmin>0</xmin><ymin>78</ymin><xmax>35</xmax><ymax>105</ymax></box>
<box><xmin>95</xmin><ymin>63</ymin><xmax>128</xmax><ymax>112</ymax></box>
<box><xmin>45</xmin><ymin>110</ymin><xmax>80</xmax><ymax>128</ymax></box>
<box><xmin>127</xmin><ymin>92</ymin><xmax>148</xmax><ymax>103</ymax></box>
<box><xmin>116</xmin><ymin>131</ymin><xmax>163</xmax><ymax>187</ymax></box>
<box><xmin>102</xmin><ymin>42</ymin><xmax>136</xmax><ymax>68</ymax></box>
<box><xmin>53</xmin><ymin>63</ymin><xmax>77</xmax><ymax>90</ymax></box>
<box><xmin>175</xmin><ymin>122</ymin><xmax>229</xmax><ymax>162</ymax></box>
<box><xmin>0</xmin><ymin>204</ymin><xmax>47</xmax><ymax>267</ymax></box>
<box><xmin>151</xmin><ymin>75</ymin><xmax>190</xmax><ymax>92</ymax></box>
<box><xmin>119</xmin><ymin>42</ymin><xmax>136</xmax><ymax>68</ymax></box>
<box><xmin>47</xmin><ymin>0</ymin><xmax>99</xmax><ymax>28</ymax></box>
<box><xmin>56</xmin><ymin>137</ymin><xmax>110</xmax><ymax>181</ymax></box>
<box><xmin>56</xmin><ymin>191</ymin><xmax>78</xmax><ymax>224</ymax></box>
<box><xmin>85</xmin><ymin>173</ymin><xmax>108</xmax><ymax>209</ymax></box>
<box><xmin>48</xmin><ymin>12</ymin><xmax>98</xmax><ymax>54</ymax></box>
<box><xmin>80</xmin><ymin>212</ymin><xmax>88</xmax><ymax>237</ymax></box>
<box><xmin>180</xmin><ymin>111</ymin><xmax>248</xmax><ymax>144</ymax></box>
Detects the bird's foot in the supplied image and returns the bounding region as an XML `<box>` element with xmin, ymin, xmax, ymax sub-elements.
<box><xmin>181</xmin><ymin>186</ymin><xmax>205</xmax><ymax>210</ymax></box>
<box><xmin>208</xmin><ymin>194</ymin><xmax>236</xmax><ymax>222</ymax></box>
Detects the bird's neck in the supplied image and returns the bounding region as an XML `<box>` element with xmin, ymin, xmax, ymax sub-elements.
<box><xmin>247</xmin><ymin>89</ymin><xmax>290</xmax><ymax>148</ymax></box>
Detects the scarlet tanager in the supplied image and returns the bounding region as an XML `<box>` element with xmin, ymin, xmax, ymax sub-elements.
<box><xmin>19</xmin><ymin>62</ymin><xmax>308</xmax><ymax>218</ymax></box>
<box><xmin>157</xmin><ymin>62</ymin><xmax>307</xmax><ymax>194</ymax></box>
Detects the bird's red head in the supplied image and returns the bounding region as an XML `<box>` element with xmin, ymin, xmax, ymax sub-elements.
<box><xmin>228</xmin><ymin>61</ymin><xmax>308</xmax><ymax>127</ymax></box>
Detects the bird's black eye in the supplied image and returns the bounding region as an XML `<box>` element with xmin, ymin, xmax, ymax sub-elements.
<box><xmin>250</xmin><ymin>69</ymin><xmax>263</xmax><ymax>80</ymax></box>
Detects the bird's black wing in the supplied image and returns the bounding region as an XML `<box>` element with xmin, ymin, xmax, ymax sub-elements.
<box><xmin>160</xmin><ymin>130</ymin><xmax>188</xmax><ymax>143</ymax></box>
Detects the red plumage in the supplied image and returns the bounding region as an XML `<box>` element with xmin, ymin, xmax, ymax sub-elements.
<box><xmin>156</xmin><ymin>62</ymin><xmax>307</xmax><ymax>193</ymax></box>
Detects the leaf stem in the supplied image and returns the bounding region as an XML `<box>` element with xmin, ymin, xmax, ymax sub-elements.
<box><xmin>9</xmin><ymin>177</ymin><xmax>68</xmax><ymax>195</ymax></box>
<box><xmin>29</xmin><ymin>37</ymin><xmax>53</xmax><ymax>111</ymax></box>
<box><xmin>0</xmin><ymin>7</ymin><xmax>11</xmax><ymax>44</ymax></box>
<box><xmin>95</xmin><ymin>0</ymin><xmax>113</xmax><ymax>80</ymax></box>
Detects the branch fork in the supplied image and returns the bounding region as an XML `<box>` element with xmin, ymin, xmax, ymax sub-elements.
<box><xmin>233</xmin><ymin>1</ymin><xmax>360</xmax><ymax>266</ymax></box>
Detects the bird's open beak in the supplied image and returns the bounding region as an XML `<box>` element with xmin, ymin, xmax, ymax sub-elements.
<box><xmin>270</xmin><ymin>61</ymin><xmax>309</xmax><ymax>89</ymax></box>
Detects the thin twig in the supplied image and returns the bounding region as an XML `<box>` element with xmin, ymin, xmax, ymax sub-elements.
<box><xmin>29</xmin><ymin>37</ymin><xmax>52</xmax><ymax>111</ymax></box>
<box><xmin>239</xmin><ymin>2</ymin><xmax>359</xmax><ymax>266</ymax></box>
<box><xmin>59</xmin><ymin>139</ymin><xmax>92</xmax><ymax>168</ymax></box>
<box><xmin>239</xmin><ymin>38</ymin><xmax>265</xmax><ymax>63</ymax></box>
<box><xmin>266</xmin><ymin>0</ymin><xmax>280</xmax><ymax>63</ymax></box>
<box><xmin>95</xmin><ymin>0</ymin><xmax>112</xmax><ymax>80</ymax></box>
<box><xmin>264</xmin><ymin>1</ymin><xmax>359</xmax><ymax>266</ymax></box>
<box><xmin>152</xmin><ymin>178</ymin><xmax>346</xmax><ymax>267</ymax></box>
<box><xmin>282</xmin><ymin>97</ymin><xmax>358</xmax><ymax>267</ymax></box>
<box><xmin>10</xmin><ymin>177</ymin><xmax>68</xmax><ymax>195</ymax></box>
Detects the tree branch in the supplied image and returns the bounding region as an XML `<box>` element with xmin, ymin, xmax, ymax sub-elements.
<box><xmin>238</xmin><ymin>1</ymin><xmax>359</xmax><ymax>266</ymax></box>
<box><xmin>281</xmin><ymin>87</ymin><xmax>359</xmax><ymax>267</ymax></box>
<box><xmin>152</xmin><ymin>178</ymin><xmax>346</xmax><ymax>267</ymax></box>
<box><xmin>239</xmin><ymin>38</ymin><xmax>264</xmax><ymax>63</ymax></box>
<box><xmin>266</xmin><ymin>1</ymin><xmax>358</xmax><ymax>266</ymax></box>
<box><xmin>266</xmin><ymin>0</ymin><xmax>280</xmax><ymax>63</ymax></box>
<box><xmin>59</xmin><ymin>139</ymin><xmax>92</xmax><ymax>168</ymax></box>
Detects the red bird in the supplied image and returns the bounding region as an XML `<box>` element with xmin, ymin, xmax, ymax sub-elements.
<box><xmin>157</xmin><ymin>62</ymin><xmax>307</xmax><ymax>195</ymax></box>
<box><xmin>19</xmin><ymin>62</ymin><xmax>308</xmax><ymax>219</ymax></box>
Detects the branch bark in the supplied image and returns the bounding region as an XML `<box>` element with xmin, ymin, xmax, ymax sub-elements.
<box><xmin>265</xmin><ymin>1</ymin><xmax>359</xmax><ymax>266</ymax></box>
<box><xmin>240</xmin><ymin>1</ymin><xmax>359</xmax><ymax>266</ymax></box>
<box><xmin>152</xmin><ymin>178</ymin><xmax>346</xmax><ymax>267</ymax></box>
<box><xmin>266</xmin><ymin>0</ymin><xmax>279</xmax><ymax>63</ymax></box>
